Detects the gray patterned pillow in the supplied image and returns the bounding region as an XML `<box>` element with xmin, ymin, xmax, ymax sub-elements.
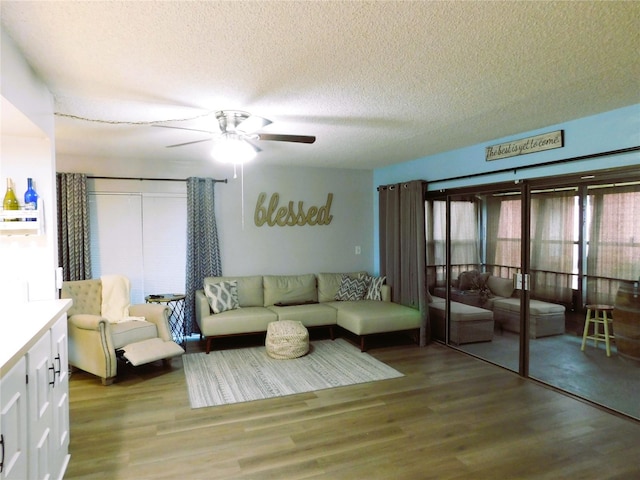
<box><xmin>359</xmin><ymin>273</ymin><xmax>386</xmax><ymax>300</ymax></box>
<box><xmin>335</xmin><ymin>275</ymin><xmax>369</xmax><ymax>301</ymax></box>
<box><xmin>204</xmin><ymin>280</ymin><xmax>239</xmax><ymax>314</ymax></box>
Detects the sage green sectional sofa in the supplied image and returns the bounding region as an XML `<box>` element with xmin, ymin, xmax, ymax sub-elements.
<box><xmin>195</xmin><ymin>272</ymin><xmax>422</xmax><ymax>352</ymax></box>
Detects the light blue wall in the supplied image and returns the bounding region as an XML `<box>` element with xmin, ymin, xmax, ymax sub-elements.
<box><xmin>372</xmin><ymin>104</ymin><xmax>640</xmax><ymax>273</ymax></box>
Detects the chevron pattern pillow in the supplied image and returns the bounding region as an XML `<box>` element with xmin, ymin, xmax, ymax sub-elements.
<box><xmin>335</xmin><ymin>275</ymin><xmax>369</xmax><ymax>301</ymax></box>
<box><xmin>204</xmin><ymin>280</ymin><xmax>239</xmax><ymax>314</ymax></box>
<box><xmin>359</xmin><ymin>274</ymin><xmax>386</xmax><ymax>301</ymax></box>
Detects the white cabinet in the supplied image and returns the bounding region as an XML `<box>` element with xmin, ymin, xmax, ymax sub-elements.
<box><xmin>50</xmin><ymin>317</ymin><xmax>70</xmax><ymax>478</ymax></box>
<box><xmin>0</xmin><ymin>302</ymin><xmax>70</xmax><ymax>480</ymax></box>
<box><xmin>27</xmin><ymin>329</ymin><xmax>54</xmax><ymax>480</ymax></box>
<box><xmin>0</xmin><ymin>357</ymin><xmax>28</xmax><ymax>480</ymax></box>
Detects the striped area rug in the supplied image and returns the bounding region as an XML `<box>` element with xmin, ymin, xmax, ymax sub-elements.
<box><xmin>183</xmin><ymin>338</ymin><xmax>404</xmax><ymax>408</ymax></box>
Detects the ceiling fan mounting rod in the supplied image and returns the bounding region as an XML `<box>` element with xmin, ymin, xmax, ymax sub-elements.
<box><xmin>216</xmin><ymin>110</ymin><xmax>251</xmax><ymax>133</ymax></box>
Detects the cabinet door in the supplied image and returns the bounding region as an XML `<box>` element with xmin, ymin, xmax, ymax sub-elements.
<box><xmin>27</xmin><ymin>331</ymin><xmax>54</xmax><ymax>480</ymax></box>
<box><xmin>50</xmin><ymin>315</ymin><xmax>70</xmax><ymax>478</ymax></box>
<box><xmin>0</xmin><ymin>357</ymin><xmax>28</xmax><ymax>480</ymax></box>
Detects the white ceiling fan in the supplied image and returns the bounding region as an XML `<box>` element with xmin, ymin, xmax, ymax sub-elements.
<box><xmin>154</xmin><ymin>110</ymin><xmax>315</xmax><ymax>163</ymax></box>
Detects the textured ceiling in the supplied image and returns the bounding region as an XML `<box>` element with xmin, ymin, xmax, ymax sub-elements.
<box><xmin>1</xmin><ymin>1</ymin><xmax>639</xmax><ymax>172</ymax></box>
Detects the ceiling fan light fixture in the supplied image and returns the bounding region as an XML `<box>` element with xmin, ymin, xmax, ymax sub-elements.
<box><xmin>210</xmin><ymin>135</ymin><xmax>257</xmax><ymax>164</ymax></box>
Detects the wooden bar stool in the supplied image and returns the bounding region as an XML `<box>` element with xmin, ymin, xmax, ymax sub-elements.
<box><xmin>581</xmin><ymin>304</ymin><xmax>615</xmax><ymax>357</ymax></box>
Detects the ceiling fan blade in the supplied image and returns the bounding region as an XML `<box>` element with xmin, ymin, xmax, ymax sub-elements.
<box><xmin>154</xmin><ymin>124</ymin><xmax>214</xmax><ymax>134</ymax></box>
<box><xmin>236</xmin><ymin>115</ymin><xmax>272</xmax><ymax>134</ymax></box>
<box><xmin>244</xmin><ymin>138</ymin><xmax>262</xmax><ymax>153</ymax></box>
<box><xmin>166</xmin><ymin>138</ymin><xmax>212</xmax><ymax>148</ymax></box>
<box><xmin>257</xmin><ymin>133</ymin><xmax>316</xmax><ymax>144</ymax></box>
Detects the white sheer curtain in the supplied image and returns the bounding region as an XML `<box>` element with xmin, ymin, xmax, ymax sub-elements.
<box><xmin>425</xmin><ymin>199</ymin><xmax>480</xmax><ymax>286</ymax></box>
<box><xmin>587</xmin><ymin>184</ymin><xmax>640</xmax><ymax>304</ymax></box>
<box><xmin>449</xmin><ymin>200</ymin><xmax>481</xmax><ymax>277</ymax></box>
<box><xmin>486</xmin><ymin>195</ymin><xmax>521</xmax><ymax>277</ymax></box>
<box><xmin>530</xmin><ymin>190</ymin><xmax>576</xmax><ymax>303</ymax></box>
<box><xmin>425</xmin><ymin>200</ymin><xmax>445</xmax><ymax>287</ymax></box>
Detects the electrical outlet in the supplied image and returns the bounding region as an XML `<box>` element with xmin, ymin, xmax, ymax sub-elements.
<box><xmin>355</xmin><ymin>246</ymin><xmax>361</xmax><ymax>255</ymax></box>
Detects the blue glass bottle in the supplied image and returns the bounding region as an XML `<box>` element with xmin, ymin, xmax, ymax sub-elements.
<box><xmin>24</xmin><ymin>177</ymin><xmax>38</xmax><ymax>221</ymax></box>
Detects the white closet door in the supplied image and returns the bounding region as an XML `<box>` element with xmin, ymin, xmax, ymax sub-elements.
<box><xmin>89</xmin><ymin>193</ymin><xmax>145</xmax><ymax>303</ymax></box>
<box><xmin>142</xmin><ymin>194</ymin><xmax>187</xmax><ymax>297</ymax></box>
<box><xmin>89</xmin><ymin>192</ymin><xmax>187</xmax><ymax>305</ymax></box>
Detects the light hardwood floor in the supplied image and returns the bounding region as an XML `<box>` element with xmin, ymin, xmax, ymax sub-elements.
<box><xmin>66</xmin><ymin>335</ymin><xmax>640</xmax><ymax>479</ymax></box>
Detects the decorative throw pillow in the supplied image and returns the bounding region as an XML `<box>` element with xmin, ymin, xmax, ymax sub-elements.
<box><xmin>487</xmin><ymin>276</ymin><xmax>515</xmax><ymax>298</ymax></box>
<box><xmin>204</xmin><ymin>280</ymin><xmax>239</xmax><ymax>314</ymax></box>
<box><xmin>459</xmin><ymin>270</ymin><xmax>492</xmax><ymax>291</ymax></box>
<box><xmin>335</xmin><ymin>275</ymin><xmax>369</xmax><ymax>301</ymax></box>
<box><xmin>359</xmin><ymin>274</ymin><xmax>386</xmax><ymax>301</ymax></box>
<box><xmin>478</xmin><ymin>272</ymin><xmax>491</xmax><ymax>289</ymax></box>
<box><xmin>458</xmin><ymin>270</ymin><xmax>480</xmax><ymax>290</ymax></box>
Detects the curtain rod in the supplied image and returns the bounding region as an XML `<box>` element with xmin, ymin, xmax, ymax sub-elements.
<box><xmin>426</xmin><ymin>146</ymin><xmax>639</xmax><ymax>185</ymax></box>
<box><xmin>87</xmin><ymin>175</ymin><xmax>228</xmax><ymax>183</ymax></box>
<box><xmin>376</xmin><ymin>146</ymin><xmax>639</xmax><ymax>190</ymax></box>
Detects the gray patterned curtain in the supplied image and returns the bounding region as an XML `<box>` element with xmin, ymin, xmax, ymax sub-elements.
<box><xmin>56</xmin><ymin>173</ymin><xmax>91</xmax><ymax>281</ymax></box>
<box><xmin>185</xmin><ymin>177</ymin><xmax>222</xmax><ymax>334</ymax></box>
<box><xmin>379</xmin><ymin>180</ymin><xmax>429</xmax><ymax>345</ymax></box>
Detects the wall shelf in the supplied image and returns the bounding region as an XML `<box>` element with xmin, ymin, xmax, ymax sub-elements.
<box><xmin>0</xmin><ymin>204</ymin><xmax>43</xmax><ymax>236</ymax></box>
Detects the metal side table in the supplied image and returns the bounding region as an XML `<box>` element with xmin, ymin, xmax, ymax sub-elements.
<box><xmin>145</xmin><ymin>293</ymin><xmax>186</xmax><ymax>348</ymax></box>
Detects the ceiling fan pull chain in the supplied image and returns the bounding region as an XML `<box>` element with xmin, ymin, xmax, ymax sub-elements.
<box><xmin>241</xmin><ymin>163</ymin><xmax>245</xmax><ymax>231</ymax></box>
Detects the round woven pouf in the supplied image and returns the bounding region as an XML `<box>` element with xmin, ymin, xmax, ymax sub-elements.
<box><xmin>266</xmin><ymin>320</ymin><xmax>309</xmax><ymax>359</ymax></box>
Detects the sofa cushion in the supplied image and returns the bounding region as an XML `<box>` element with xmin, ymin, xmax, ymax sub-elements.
<box><xmin>198</xmin><ymin>307</ymin><xmax>278</xmax><ymax>336</ymax></box>
<box><xmin>487</xmin><ymin>276</ymin><xmax>515</xmax><ymax>298</ymax></box>
<box><xmin>110</xmin><ymin>320</ymin><xmax>158</xmax><ymax>350</ymax></box>
<box><xmin>263</xmin><ymin>274</ymin><xmax>317</xmax><ymax>307</ymax></box>
<box><xmin>204</xmin><ymin>280</ymin><xmax>239</xmax><ymax>314</ymax></box>
<box><xmin>267</xmin><ymin>303</ymin><xmax>338</xmax><ymax>327</ymax></box>
<box><xmin>429</xmin><ymin>297</ymin><xmax>493</xmax><ymax>322</ymax></box>
<box><xmin>329</xmin><ymin>300</ymin><xmax>421</xmax><ymax>335</ymax></box>
<box><xmin>360</xmin><ymin>274</ymin><xmax>386</xmax><ymax>301</ymax></box>
<box><xmin>204</xmin><ymin>275</ymin><xmax>263</xmax><ymax>307</ymax></box>
<box><xmin>493</xmin><ymin>298</ymin><xmax>565</xmax><ymax>315</ymax></box>
<box><xmin>335</xmin><ymin>275</ymin><xmax>369</xmax><ymax>301</ymax></box>
<box><xmin>428</xmin><ymin>297</ymin><xmax>494</xmax><ymax>345</ymax></box>
<box><xmin>317</xmin><ymin>272</ymin><xmax>367</xmax><ymax>302</ymax></box>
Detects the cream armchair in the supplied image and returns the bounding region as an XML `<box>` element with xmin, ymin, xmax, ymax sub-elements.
<box><xmin>61</xmin><ymin>278</ymin><xmax>184</xmax><ymax>385</ymax></box>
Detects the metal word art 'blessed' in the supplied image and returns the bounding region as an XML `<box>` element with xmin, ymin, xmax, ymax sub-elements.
<box><xmin>254</xmin><ymin>192</ymin><xmax>334</xmax><ymax>227</ymax></box>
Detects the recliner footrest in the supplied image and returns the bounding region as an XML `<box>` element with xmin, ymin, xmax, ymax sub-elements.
<box><xmin>121</xmin><ymin>338</ymin><xmax>184</xmax><ymax>366</ymax></box>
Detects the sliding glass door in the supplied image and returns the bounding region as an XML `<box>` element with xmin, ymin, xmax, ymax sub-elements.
<box><xmin>427</xmin><ymin>167</ymin><xmax>640</xmax><ymax>420</ymax></box>
<box><xmin>427</xmin><ymin>185</ymin><xmax>526</xmax><ymax>374</ymax></box>
<box><xmin>527</xmin><ymin>180</ymin><xmax>640</xmax><ymax>419</ymax></box>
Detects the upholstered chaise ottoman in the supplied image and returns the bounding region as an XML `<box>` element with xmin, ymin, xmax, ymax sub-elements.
<box><xmin>493</xmin><ymin>298</ymin><xmax>565</xmax><ymax>338</ymax></box>
<box><xmin>429</xmin><ymin>297</ymin><xmax>494</xmax><ymax>345</ymax></box>
<box><xmin>266</xmin><ymin>320</ymin><xmax>310</xmax><ymax>359</ymax></box>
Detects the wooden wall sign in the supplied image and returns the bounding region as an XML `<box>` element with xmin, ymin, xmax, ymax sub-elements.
<box><xmin>254</xmin><ymin>192</ymin><xmax>334</xmax><ymax>227</ymax></box>
<box><xmin>486</xmin><ymin>130</ymin><xmax>564</xmax><ymax>161</ymax></box>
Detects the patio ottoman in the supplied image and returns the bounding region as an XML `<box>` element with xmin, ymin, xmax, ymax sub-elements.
<box><xmin>266</xmin><ymin>320</ymin><xmax>310</xmax><ymax>359</ymax></box>
<box><xmin>493</xmin><ymin>298</ymin><xmax>565</xmax><ymax>338</ymax></box>
<box><xmin>429</xmin><ymin>297</ymin><xmax>494</xmax><ymax>345</ymax></box>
